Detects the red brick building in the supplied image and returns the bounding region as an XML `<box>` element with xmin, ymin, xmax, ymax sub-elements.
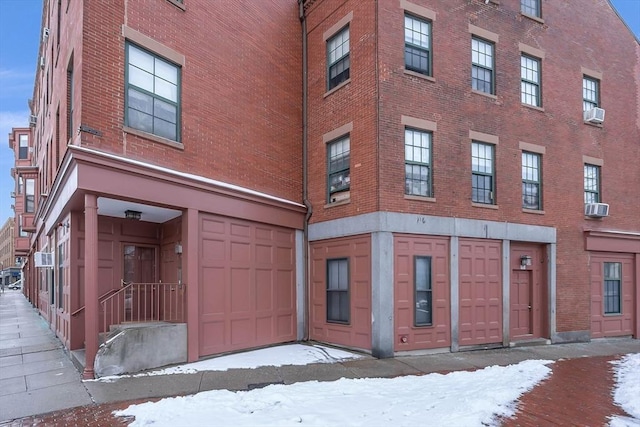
<box><xmin>10</xmin><ymin>0</ymin><xmax>639</xmax><ymax>376</ymax></box>
<box><xmin>303</xmin><ymin>0</ymin><xmax>639</xmax><ymax>356</ymax></box>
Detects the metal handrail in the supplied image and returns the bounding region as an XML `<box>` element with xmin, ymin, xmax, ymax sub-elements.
<box><xmin>99</xmin><ymin>282</ymin><xmax>186</xmax><ymax>336</ymax></box>
<box><xmin>71</xmin><ymin>288</ymin><xmax>121</xmax><ymax>317</ymax></box>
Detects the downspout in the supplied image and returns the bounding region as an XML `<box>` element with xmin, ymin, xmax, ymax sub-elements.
<box><xmin>298</xmin><ymin>0</ymin><xmax>312</xmax><ymax>341</ymax></box>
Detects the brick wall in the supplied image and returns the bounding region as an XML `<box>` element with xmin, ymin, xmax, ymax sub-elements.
<box><xmin>38</xmin><ymin>0</ymin><xmax>304</xmax><ymax>203</ymax></box>
<box><xmin>305</xmin><ymin>0</ymin><xmax>640</xmax><ymax>333</ymax></box>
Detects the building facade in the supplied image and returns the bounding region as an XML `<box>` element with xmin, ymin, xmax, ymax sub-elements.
<box><xmin>303</xmin><ymin>0</ymin><xmax>640</xmax><ymax>357</ymax></box>
<box><xmin>0</xmin><ymin>217</ymin><xmax>20</xmax><ymax>287</ymax></box>
<box><xmin>9</xmin><ymin>0</ymin><xmax>639</xmax><ymax>377</ymax></box>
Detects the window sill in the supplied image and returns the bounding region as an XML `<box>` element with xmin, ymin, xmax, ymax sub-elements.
<box><xmin>522</xmin><ymin>208</ymin><xmax>545</xmax><ymax>215</ymax></box>
<box><xmin>522</xmin><ymin>103</ymin><xmax>545</xmax><ymax>112</ymax></box>
<box><xmin>583</xmin><ymin>121</ymin><xmax>603</xmax><ymax>128</ymax></box>
<box><xmin>324</xmin><ymin>199</ymin><xmax>350</xmax><ymax>208</ymax></box>
<box><xmin>471</xmin><ymin>89</ymin><xmax>497</xmax><ymax>100</ymax></box>
<box><xmin>324</xmin><ymin>79</ymin><xmax>351</xmax><ymax>98</ymax></box>
<box><xmin>166</xmin><ymin>0</ymin><xmax>185</xmax><ymax>10</ymax></box>
<box><xmin>405</xmin><ymin>195</ymin><xmax>436</xmax><ymax>203</ymax></box>
<box><xmin>472</xmin><ymin>202</ymin><xmax>498</xmax><ymax>210</ymax></box>
<box><xmin>123</xmin><ymin>126</ymin><xmax>184</xmax><ymax>151</ymax></box>
<box><xmin>520</xmin><ymin>13</ymin><xmax>544</xmax><ymax>25</ymax></box>
<box><xmin>403</xmin><ymin>69</ymin><xmax>435</xmax><ymax>83</ymax></box>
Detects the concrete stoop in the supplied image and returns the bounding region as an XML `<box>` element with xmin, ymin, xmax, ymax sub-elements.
<box><xmin>71</xmin><ymin>322</ymin><xmax>188</xmax><ymax>378</ymax></box>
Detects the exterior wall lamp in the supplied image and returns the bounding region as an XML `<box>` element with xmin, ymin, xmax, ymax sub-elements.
<box><xmin>124</xmin><ymin>210</ymin><xmax>142</xmax><ymax>220</ymax></box>
<box><xmin>520</xmin><ymin>255</ymin><xmax>532</xmax><ymax>268</ymax></box>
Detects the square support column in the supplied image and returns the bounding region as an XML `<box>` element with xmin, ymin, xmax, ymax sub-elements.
<box><xmin>82</xmin><ymin>194</ymin><xmax>99</xmax><ymax>379</ymax></box>
<box><xmin>371</xmin><ymin>231</ymin><xmax>393</xmax><ymax>358</ymax></box>
<box><xmin>183</xmin><ymin>208</ymin><xmax>200</xmax><ymax>362</ymax></box>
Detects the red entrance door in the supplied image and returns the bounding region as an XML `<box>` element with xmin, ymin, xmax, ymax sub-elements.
<box><xmin>123</xmin><ymin>245</ymin><xmax>156</xmax><ymax>321</ymax></box>
<box><xmin>510</xmin><ymin>270</ymin><xmax>532</xmax><ymax>338</ymax></box>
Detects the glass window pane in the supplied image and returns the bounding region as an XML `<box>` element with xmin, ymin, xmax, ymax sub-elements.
<box><xmin>128</xmin><ymin>45</ymin><xmax>154</xmax><ymax>73</ymax></box>
<box><xmin>129</xmin><ymin>65</ymin><xmax>154</xmax><ymax>93</ymax></box>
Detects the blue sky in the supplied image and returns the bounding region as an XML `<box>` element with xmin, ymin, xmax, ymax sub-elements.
<box><xmin>0</xmin><ymin>0</ymin><xmax>639</xmax><ymax>224</ymax></box>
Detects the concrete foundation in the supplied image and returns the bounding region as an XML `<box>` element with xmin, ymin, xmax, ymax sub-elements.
<box><xmin>94</xmin><ymin>323</ymin><xmax>187</xmax><ymax>377</ymax></box>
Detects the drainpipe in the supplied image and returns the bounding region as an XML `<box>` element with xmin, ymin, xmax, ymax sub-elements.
<box><xmin>299</xmin><ymin>0</ymin><xmax>312</xmax><ymax>341</ymax></box>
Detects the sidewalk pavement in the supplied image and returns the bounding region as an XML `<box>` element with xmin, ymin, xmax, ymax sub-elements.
<box><xmin>2</xmin><ymin>290</ymin><xmax>640</xmax><ymax>424</ymax></box>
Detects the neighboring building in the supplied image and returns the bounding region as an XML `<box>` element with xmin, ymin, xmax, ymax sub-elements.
<box><xmin>10</xmin><ymin>0</ymin><xmax>639</xmax><ymax>377</ymax></box>
<box><xmin>0</xmin><ymin>217</ymin><xmax>20</xmax><ymax>287</ymax></box>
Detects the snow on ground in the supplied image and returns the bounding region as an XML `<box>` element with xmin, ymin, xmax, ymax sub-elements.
<box><xmin>93</xmin><ymin>344</ymin><xmax>362</xmax><ymax>382</ymax></box>
<box><xmin>610</xmin><ymin>353</ymin><xmax>640</xmax><ymax>427</ymax></box>
<box><xmin>114</xmin><ymin>359</ymin><xmax>553</xmax><ymax>427</ymax></box>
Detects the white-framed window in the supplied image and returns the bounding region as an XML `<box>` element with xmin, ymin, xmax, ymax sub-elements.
<box><xmin>18</xmin><ymin>134</ymin><xmax>29</xmax><ymax>159</ymax></box>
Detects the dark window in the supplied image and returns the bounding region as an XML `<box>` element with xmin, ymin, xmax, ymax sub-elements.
<box><xmin>126</xmin><ymin>43</ymin><xmax>181</xmax><ymax>141</ymax></box>
<box><xmin>405</xmin><ymin>128</ymin><xmax>432</xmax><ymax>197</ymax></box>
<box><xmin>521</xmin><ymin>0</ymin><xmax>541</xmax><ymax>17</ymax></box>
<box><xmin>19</xmin><ymin>215</ymin><xmax>27</xmax><ymax>237</ymax></box>
<box><xmin>522</xmin><ymin>152</ymin><xmax>541</xmax><ymax>210</ymax></box>
<box><xmin>603</xmin><ymin>262</ymin><xmax>621</xmax><ymax>314</ymax></box>
<box><xmin>521</xmin><ymin>55</ymin><xmax>541</xmax><ymax>106</ymax></box>
<box><xmin>583</xmin><ymin>76</ymin><xmax>599</xmax><ymax>112</ymax></box>
<box><xmin>57</xmin><ymin>0</ymin><xmax>61</xmax><ymax>45</ymax></box>
<box><xmin>67</xmin><ymin>55</ymin><xmax>74</xmax><ymax>142</ymax></box>
<box><xmin>57</xmin><ymin>243</ymin><xmax>64</xmax><ymax>309</ymax></box>
<box><xmin>404</xmin><ymin>14</ymin><xmax>431</xmax><ymax>76</ymax></box>
<box><xmin>327</xmin><ymin>136</ymin><xmax>350</xmax><ymax>203</ymax></box>
<box><xmin>18</xmin><ymin>134</ymin><xmax>28</xmax><ymax>159</ymax></box>
<box><xmin>25</xmin><ymin>179</ymin><xmax>35</xmax><ymax>213</ymax></box>
<box><xmin>584</xmin><ymin>164</ymin><xmax>600</xmax><ymax>203</ymax></box>
<box><xmin>414</xmin><ymin>256</ymin><xmax>432</xmax><ymax>326</ymax></box>
<box><xmin>472</xmin><ymin>37</ymin><xmax>494</xmax><ymax>94</ymax></box>
<box><xmin>472</xmin><ymin>142</ymin><xmax>495</xmax><ymax>204</ymax></box>
<box><xmin>327</xmin><ymin>258</ymin><xmax>349</xmax><ymax>323</ymax></box>
<box><xmin>327</xmin><ymin>26</ymin><xmax>350</xmax><ymax>90</ymax></box>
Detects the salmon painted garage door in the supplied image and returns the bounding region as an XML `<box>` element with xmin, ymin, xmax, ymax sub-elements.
<box><xmin>199</xmin><ymin>213</ymin><xmax>296</xmax><ymax>356</ymax></box>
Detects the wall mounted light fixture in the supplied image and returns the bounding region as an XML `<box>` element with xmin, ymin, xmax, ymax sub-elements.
<box><xmin>520</xmin><ymin>255</ymin><xmax>532</xmax><ymax>267</ymax></box>
<box><xmin>124</xmin><ymin>210</ymin><xmax>142</xmax><ymax>220</ymax></box>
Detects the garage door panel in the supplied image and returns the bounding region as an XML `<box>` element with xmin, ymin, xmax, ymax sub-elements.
<box><xmin>202</xmin><ymin>218</ymin><xmax>225</xmax><ymax>234</ymax></box>
<box><xmin>256</xmin><ymin>270</ymin><xmax>273</xmax><ymax>311</ymax></box>
<box><xmin>199</xmin><ymin>213</ymin><xmax>296</xmax><ymax>357</ymax></box>
<box><xmin>230</xmin><ymin>223</ymin><xmax>251</xmax><ymax>238</ymax></box>
<box><xmin>254</xmin><ymin>244</ymin><xmax>272</xmax><ymax>264</ymax></box>
<box><xmin>459</xmin><ymin>239</ymin><xmax>502</xmax><ymax>346</ymax></box>
<box><xmin>230</xmin><ymin>268</ymin><xmax>251</xmax><ymax>312</ymax></box>
<box><xmin>202</xmin><ymin>267</ymin><xmax>226</xmax><ymax>314</ymax></box>
<box><xmin>202</xmin><ymin>238</ymin><xmax>225</xmax><ymax>261</ymax></box>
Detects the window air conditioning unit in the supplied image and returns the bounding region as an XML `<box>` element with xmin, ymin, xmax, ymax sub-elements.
<box><xmin>34</xmin><ymin>252</ymin><xmax>54</xmax><ymax>268</ymax></box>
<box><xmin>40</xmin><ymin>56</ymin><xmax>45</xmax><ymax>69</ymax></box>
<box><xmin>584</xmin><ymin>107</ymin><xmax>605</xmax><ymax>124</ymax></box>
<box><xmin>42</xmin><ymin>28</ymin><xmax>50</xmax><ymax>41</ymax></box>
<box><xmin>584</xmin><ymin>203</ymin><xmax>609</xmax><ymax>218</ymax></box>
<box><xmin>29</xmin><ymin>115</ymin><xmax>37</xmax><ymax>126</ymax></box>
<box><xmin>10</xmin><ymin>191</ymin><xmax>16</xmax><ymax>198</ymax></box>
